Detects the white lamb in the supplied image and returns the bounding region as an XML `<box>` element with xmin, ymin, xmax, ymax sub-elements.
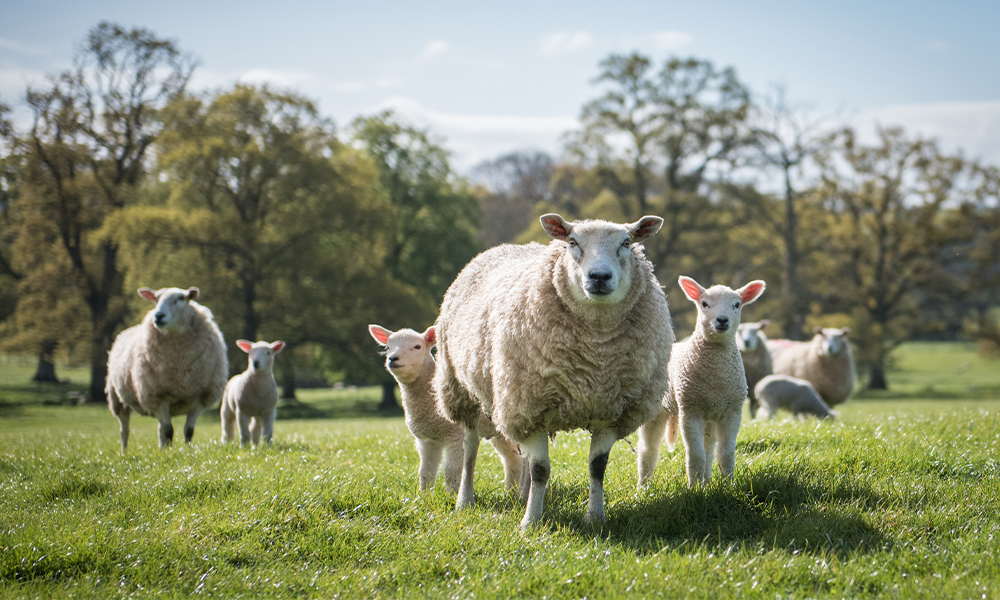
<box><xmin>107</xmin><ymin>287</ymin><xmax>228</xmax><ymax>450</ymax></box>
<box><xmin>637</xmin><ymin>276</ymin><xmax>765</xmax><ymax>488</ymax></box>
<box><xmin>736</xmin><ymin>320</ymin><xmax>773</xmax><ymax>419</ymax></box>
<box><xmin>435</xmin><ymin>214</ymin><xmax>674</xmax><ymax>528</ymax></box>
<box><xmin>768</xmin><ymin>327</ymin><xmax>856</xmax><ymax>407</ymax></box>
<box><xmin>369</xmin><ymin>325</ymin><xmax>522</xmax><ymax>494</ymax></box>
<box><xmin>754</xmin><ymin>374</ymin><xmax>839</xmax><ymax>420</ymax></box>
<box><xmin>221</xmin><ymin>339</ymin><xmax>285</xmax><ymax>446</ymax></box>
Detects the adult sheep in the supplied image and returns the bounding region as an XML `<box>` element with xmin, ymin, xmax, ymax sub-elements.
<box><xmin>107</xmin><ymin>287</ymin><xmax>228</xmax><ymax>450</ymax></box>
<box><xmin>736</xmin><ymin>320</ymin><xmax>772</xmax><ymax>419</ymax></box>
<box><xmin>434</xmin><ymin>214</ymin><xmax>674</xmax><ymax>528</ymax></box>
<box><xmin>768</xmin><ymin>327</ymin><xmax>856</xmax><ymax>407</ymax></box>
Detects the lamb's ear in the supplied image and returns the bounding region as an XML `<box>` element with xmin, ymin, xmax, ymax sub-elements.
<box><xmin>737</xmin><ymin>280</ymin><xmax>766</xmax><ymax>305</ymax></box>
<box><xmin>678</xmin><ymin>276</ymin><xmax>704</xmax><ymax>302</ymax></box>
<box><xmin>186</xmin><ymin>287</ymin><xmax>199</xmax><ymax>301</ymax></box>
<box><xmin>138</xmin><ymin>288</ymin><xmax>157</xmax><ymax>302</ymax></box>
<box><xmin>270</xmin><ymin>341</ymin><xmax>285</xmax><ymax>354</ymax></box>
<box><xmin>369</xmin><ymin>324</ymin><xmax>392</xmax><ymax>346</ymax></box>
<box><xmin>423</xmin><ymin>326</ymin><xmax>437</xmax><ymax>347</ymax></box>
<box><xmin>236</xmin><ymin>340</ymin><xmax>253</xmax><ymax>353</ymax></box>
<box><xmin>627</xmin><ymin>215</ymin><xmax>664</xmax><ymax>240</ymax></box>
<box><xmin>540</xmin><ymin>213</ymin><xmax>572</xmax><ymax>240</ymax></box>
<box><xmin>841</xmin><ymin>327</ymin><xmax>851</xmax><ymax>337</ymax></box>
<box><xmin>813</xmin><ymin>326</ymin><xmax>824</xmax><ymax>336</ymax></box>
<box><xmin>758</xmin><ymin>319</ymin><xmax>770</xmax><ymax>330</ymax></box>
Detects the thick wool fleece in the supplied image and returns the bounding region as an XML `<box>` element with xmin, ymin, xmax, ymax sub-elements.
<box><xmin>665</xmin><ymin>334</ymin><xmax>749</xmax><ymax>421</ymax></box>
<box><xmin>768</xmin><ymin>333</ymin><xmax>856</xmax><ymax>407</ymax></box>
<box><xmin>755</xmin><ymin>374</ymin><xmax>837</xmax><ymax>420</ymax></box>
<box><xmin>435</xmin><ymin>240</ymin><xmax>673</xmax><ymax>444</ymax></box>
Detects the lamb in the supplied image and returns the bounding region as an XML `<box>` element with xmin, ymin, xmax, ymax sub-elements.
<box><xmin>754</xmin><ymin>374</ymin><xmax>839</xmax><ymax>420</ymax></box>
<box><xmin>637</xmin><ymin>276</ymin><xmax>765</xmax><ymax>488</ymax></box>
<box><xmin>737</xmin><ymin>320</ymin><xmax>773</xmax><ymax>419</ymax></box>
<box><xmin>106</xmin><ymin>287</ymin><xmax>228</xmax><ymax>450</ymax></box>
<box><xmin>768</xmin><ymin>327</ymin><xmax>856</xmax><ymax>407</ymax></box>
<box><xmin>434</xmin><ymin>213</ymin><xmax>674</xmax><ymax>528</ymax></box>
<box><xmin>221</xmin><ymin>339</ymin><xmax>285</xmax><ymax>446</ymax></box>
<box><xmin>369</xmin><ymin>325</ymin><xmax>522</xmax><ymax>494</ymax></box>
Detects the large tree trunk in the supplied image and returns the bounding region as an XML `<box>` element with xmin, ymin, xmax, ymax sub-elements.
<box><xmin>378</xmin><ymin>381</ymin><xmax>399</xmax><ymax>412</ymax></box>
<box><xmin>32</xmin><ymin>340</ymin><xmax>59</xmax><ymax>383</ymax></box>
<box><xmin>867</xmin><ymin>359</ymin><xmax>888</xmax><ymax>390</ymax></box>
<box><xmin>242</xmin><ymin>277</ymin><xmax>259</xmax><ymax>342</ymax></box>
<box><xmin>281</xmin><ymin>363</ymin><xmax>297</xmax><ymax>400</ymax></box>
<box><xmin>780</xmin><ymin>167</ymin><xmax>807</xmax><ymax>340</ymax></box>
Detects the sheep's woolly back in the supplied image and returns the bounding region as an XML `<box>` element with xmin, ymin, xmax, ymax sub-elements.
<box><xmin>222</xmin><ymin>367</ymin><xmax>278</xmax><ymax>418</ymax></box>
<box><xmin>768</xmin><ymin>332</ymin><xmax>856</xmax><ymax>406</ymax></box>
<box><xmin>107</xmin><ymin>301</ymin><xmax>228</xmax><ymax>417</ymax></box>
<box><xmin>435</xmin><ymin>240</ymin><xmax>673</xmax><ymax>442</ymax></box>
<box><xmin>755</xmin><ymin>374</ymin><xmax>837</xmax><ymax>419</ymax></box>
<box><xmin>665</xmin><ymin>335</ymin><xmax>748</xmax><ymax>420</ymax></box>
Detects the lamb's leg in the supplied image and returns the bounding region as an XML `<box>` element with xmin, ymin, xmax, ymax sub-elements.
<box><xmin>183</xmin><ymin>407</ymin><xmax>202</xmax><ymax>445</ymax></box>
<box><xmin>442</xmin><ymin>433</ymin><xmax>464</xmax><ymax>494</ymax></box>
<box><xmin>455</xmin><ymin>427</ymin><xmax>481</xmax><ymax>510</ymax></box>
<box><xmin>262</xmin><ymin>408</ymin><xmax>277</xmax><ymax>445</ymax></box>
<box><xmin>156</xmin><ymin>403</ymin><xmax>174</xmax><ymax>449</ymax></box>
<box><xmin>636</xmin><ymin>408</ymin><xmax>669</xmax><ymax>488</ymax></box>
<box><xmin>519</xmin><ymin>430</ymin><xmax>550</xmax><ymax>529</ymax></box>
<box><xmin>249</xmin><ymin>417</ymin><xmax>262</xmax><ymax>446</ymax></box>
<box><xmin>221</xmin><ymin>399</ymin><xmax>236</xmax><ymax>443</ymax></box>
<box><xmin>416</xmin><ymin>438</ymin><xmax>444</xmax><ymax>492</ymax></box>
<box><xmin>487</xmin><ymin>434</ymin><xmax>523</xmax><ymax>491</ymax></box>
<box><xmin>702</xmin><ymin>422</ymin><xmax>717</xmax><ymax>483</ymax></box>
<box><xmin>110</xmin><ymin>389</ymin><xmax>130</xmax><ymax>451</ymax></box>
<box><xmin>518</xmin><ymin>450</ymin><xmax>531</xmax><ymax>504</ymax></box>
<box><xmin>716</xmin><ymin>409</ymin><xmax>742</xmax><ymax>479</ymax></box>
<box><xmin>237</xmin><ymin>409</ymin><xmax>252</xmax><ymax>446</ymax></box>
<box><xmin>680</xmin><ymin>413</ymin><xmax>707</xmax><ymax>487</ymax></box>
<box><xmin>584</xmin><ymin>429</ymin><xmax>617</xmax><ymax>524</ymax></box>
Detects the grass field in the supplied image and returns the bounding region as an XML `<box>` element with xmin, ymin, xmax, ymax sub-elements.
<box><xmin>1</xmin><ymin>343</ymin><xmax>999</xmax><ymax>599</ymax></box>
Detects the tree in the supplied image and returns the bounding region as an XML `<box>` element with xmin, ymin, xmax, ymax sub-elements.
<box><xmin>470</xmin><ymin>150</ymin><xmax>554</xmax><ymax>246</ymax></box>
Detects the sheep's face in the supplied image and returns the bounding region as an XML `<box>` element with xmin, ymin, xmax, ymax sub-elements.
<box><xmin>369</xmin><ymin>325</ymin><xmax>435</xmax><ymax>385</ymax></box>
<box><xmin>680</xmin><ymin>277</ymin><xmax>766</xmax><ymax>342</ymax></box>
<box><xmin>815</xmin><ymin>327</ymin><xmax>851</xmax><ymax>357</ymax></box>
<box><xmin>139</xmin><ymin>287</ymin><xmax>199</xmax><ymax>332</ymax></box>
<box><xmin>736</xmin><ymin>320</ymin><xmax>769</xmax><ymax>352</ymax></box>
<box><xmin>540</xmin><ymin>214</ymin><xmax>663</xmax><ymax>304</ymax></box>
<box><xmin>236</xmin><ymin>340</ymin><xmax>285</xmax><ymax>373</ymax></box>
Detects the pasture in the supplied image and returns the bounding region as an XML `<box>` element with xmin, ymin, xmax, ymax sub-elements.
<box><xmin>1</xmin><ymin>343</ymin><xmax>999</xmax><ymax>599</ymax></box>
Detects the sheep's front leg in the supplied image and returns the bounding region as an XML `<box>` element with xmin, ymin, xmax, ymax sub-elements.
<box><xmin>520</xmin><ymin>430</ymin><xmax>550</xmax><ymax>529</ymax></box>
<box><xmin>156</xmin><ymin>403</ymin><xmax>174</xmax><ymax>449</ymax></box>
<box><xmin>249</xmin><ymin>417</ymin><xmax>262</xmax><ymax>446</ymax></box>
<box><xmin>636</xmin><ymin>408</ymin><xmax>669</xmax><ymax>488</ymax></box>
<box><xmin>716</xmin><ymin>409</ymin><xmax>742</xmax><ymax>479</ymax></box>
<box><xmin>585</xmin><ymin>429</ymin><xmax>617</xmax><ymax>524</ymax></box>
<box><xmin>184</xmin><ymin>407</ymin><xmax>202</xmax><ymax>444</ymax></box>
<box><xmin>262</xmin><ymin>407</ymin><xmax>277</xmax><ymax>445</ymax></box>
<box><xmin>702</xmin><ymin>422</ymin><xmax>717</xmax><ymax>483</ymax></box>
<box><xmin>680</xmin><ymin>413</ymin><xmax>707</xmax><ymax>487</ymax></box>
<box><xmin>415</xmin><ymin>438</ymin><xmax>444</xmax><ymax>492</ymax></box>
<box><xmin>237</xmin><ymin>409</ymin><xmax>253</xmax><ymax>446</ymax></box>
<box><xmin>455</xmin><ymin>427</ymin><xmax>481</xmax><ymax>510</ymax></box>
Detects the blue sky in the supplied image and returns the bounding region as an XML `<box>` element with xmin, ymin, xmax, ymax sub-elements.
<box><xmin>3</xmin><ymin>0</ymin><xmax>1000</xmax><ymax>171</ymax></box>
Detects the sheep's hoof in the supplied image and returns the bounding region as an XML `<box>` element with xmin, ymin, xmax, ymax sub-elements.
<box><xmin>519</xmin><ymin>516</ymin><xmax>543</xmax><ymax>531</ymax></box>
<box><xmin>583</xmin><ymin>509</ymin><xmax>606</xmax><ymax>525</ymax></box>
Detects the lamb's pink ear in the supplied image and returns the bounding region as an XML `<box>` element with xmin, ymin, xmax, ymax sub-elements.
<box><xmin>540</xmin><ymin>213</ymin><xmax>572</xmax><ymax>240</ymax></box>
<box><xmin>737</xmin><ymin>280</ymin><xmax>766</xmax><ymax>305</ymax></box>
<box><xmin>270</xmin><ymin>341</ymin><xmax>285</xmax><ymax>354</ymax></box>
<box><xmin>758</xmin><ymin>319</ymin><xmax>770</xmax><ymax>330</ymax></box>
<box><xmin>627</xmin><ymin>215</ymin><xmax>664</xmax><ymax>240</ymax></box>
<box><xmin>841</xmin><ymin>327</ymin><xmax>851</xmax><ymax>337</ymax></box>
<box><xmin>423</xmin><ymin>326</ymin><xmax>436</xmax><ymax>346</ymax></box>
<box><xmin>186</xmin><ymin>287</ymin><xmax>199</xmax><ymax>301</ymax></box>
<box><xmin>678</xmin><ymin>276</ymin><xmax>704</xmax><ymax>302</ymax></box>
<box><xmin>138</xmin><ymin>288</ymin><xmax>157</xmax><ymax>302</ymax></box>
<box><xmin>369</xmin><ymin>324</ymin><xmax>392</xmax><ymax>345</ymax></box>
<box><xmin>236</xmin><ymin>340</ymin><xmax>253</xmax><ymax>353</ymax></box>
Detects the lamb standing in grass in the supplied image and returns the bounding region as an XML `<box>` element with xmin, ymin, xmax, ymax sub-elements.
<box><xmin>369</xmin><ymin>325</ymin><xmax>522</xmax><ymax>494</ymax></box>
<box><xmin>768</xmin><ymin>327</ymin><xmax>856</xmax><ymax>407</ymax></box>
<box><xmin>221</xmin><ymin>339</ymin><xmax>285</xmax><ymax>446</ymax></box>
<box><xmin>737</xmin><ymin>320</ymin><xmax>773</xmax><ymax>419</ymax></box>
<box><xmin>755</xmin><ymin>374</ymin><xmax>839</xmax><ymax>420</ymax></box>
<box><xmin>435</xmin><ymin>213</ymin><xmax>673</xmax><ymax>528</ymax></box>
<box><xmin>107</xmin><ymin>287</ymin><xmax>228</xmax><ymax>450</ymax></box>
<box><xmin>637</xmin><ymin>276</ymin><xmax>765</xmax><ymax>488</ymax></box>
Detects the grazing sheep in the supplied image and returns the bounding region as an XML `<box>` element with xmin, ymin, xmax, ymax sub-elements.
<box><xmin>737</xmin><ymin>320</ymin><xmax>772</xmax><ymax>419</ymax></box>
<box><xmin>755</xmin><ymin>374</ymin><xmax>839</xmax><ymax>420</ymax></box>
<box><xmin>637</xmin><ymin>276</ymin><xmax>765</xmax><ymax>488</ymax></box>
<box><xmin>221</xmin><ymin>339</ymin><xmax>285</xmax><ymax>446</ymax></box>
<box><xmin>107</xmin><ymin>287</ymin><xmax>228</xmax><ymax>450</ymax></box>
<box><xmin>435</xmin><ymin>213</ymin><xmax>674</xmax><ymax>528</ymax></box>
<box><xmin>369</xmin><ymin>325</ymin><xmax>522</xmax><ymax>494</ymax></box>
<box><xmin>768</xmin><ymin>327</ymin><xmax>856</xmax><ymax>407</ymax></box>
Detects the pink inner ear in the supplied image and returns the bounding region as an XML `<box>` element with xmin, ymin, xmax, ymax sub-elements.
<box><xmin>270</xmin><ymin>341</ymin><xmax>286</xmax><ymax>354</ymax></box>
<box><xmin>542</xmin><ymin>216</ymin><xmax>569</xmax><ymax>238</ymax></box>
<box><xmin>424</xmin><ymin>327</ymin><xmax>436</xmax><ymax>346</ymax></box>
<box><xmin>741</xmin><ymin>282</ymin><xmax>765</xmax><ymax>303</ymax></box>
<box><xmin>236</xmin><ymin>340</ymin><xmax>253</xmax><ymax>353</ymax></box>
<box><xmin>369</xmin><ymin>325</ymin><xmax>391</xmax><ymax>345</ymax></box>
<box><xmin>679</xmin><ymin>278</ymin><xmax>701</xmax><ymax>301</ymax></box>
<box><xmin>138</xmin><ymin>289</ymin><xmax>157</xmax><ymax>302</ymax></box>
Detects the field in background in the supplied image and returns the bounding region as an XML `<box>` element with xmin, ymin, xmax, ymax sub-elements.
<box><xmin>1</xmin><ymin>342</ymin><xmax>999</xmax><ymax>599</ymax></box>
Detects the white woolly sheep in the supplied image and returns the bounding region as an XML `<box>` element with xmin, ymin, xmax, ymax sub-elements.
<box><xmin>434</xmin><ymin>213</ymin><xmax>674</xmax><ymax>528</ymax></box>
<box><xmin>221</xmin><ymin>339</ymin><xmax>285</xmax><ymax>446</ymax></box>
<box><xmin>369</xmin><ymin>324</ymin><xmax>522</xmax><ymax>494</ymax></box>
<box><xmin>768</xmin><ymin>327</ymin><xmax>856</xmax><ymax>407</ymax></box>
<box><xmin>754</xmin><ymin>374</ymin><xmax>839</xmax><ymax>420</ymax></box>
<box><xmin>637</xmin><ymin>276</ymin><xmax>765</xmax><ymax>488</ymax></box>
<box><xmin>737</xmin><ymin>320</ymin><xmax>773</xmax><ymax>419</ymax></box>
<box><xmin>107</xmin><ymin>287</ymin><xmax>228</xmax><ymax>450</ymax></box>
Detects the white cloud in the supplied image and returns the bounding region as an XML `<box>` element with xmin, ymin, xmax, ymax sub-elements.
<box><xmin>0</xmin><ymin>38</ymin><xmax>51</xmax><ymax>56</ymax></box>
<box><xmin>539</xmin><ymin>31</ymin><xmax>594</xmax><ymax>57</ymax></box>
<box><xmin>635</xmin><ymin>30</ymin><xmax>694</xmax><ymax>53</ymax></box>
<box><xmin>922</xmin><ymin>40</ymin><xmax>948</xmax><ymax>52</ymax></box>
<box><xmin>417</xmin><ymin>40</ymin><xmax>449</xmax><ymax>62</ymax></box>
<box><xmin>238</xmin><ymin>68</ymin><xmax>312</xmax><ymax>88</ymax></box>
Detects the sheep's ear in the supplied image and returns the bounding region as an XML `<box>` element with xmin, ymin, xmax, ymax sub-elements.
<box><xmin>758</xmin><ymin>319</ymin><xmax>770</xmax><ymax>330</ymax></box>
<box><xmin>813</xmin><ymin>326</ymin><xmax>824</xmax><ymax>336</ymax></box>
<box><xmin>627</xmin><ymin>215</ymin><xmax>663</xmax><ymax>240</ymax></box>
<box><xmin>270</xmin><ymin>341</ymin><xmax>285</xmax><ymax>354</ymax></box>
<box><xmin>186</xmin><ymin>287</ymin><xmax>199</xmax><ymax>301</ymax></box>
<box><xmin>138</xmin><ymin>288</ymin><xmax>157</xmax><ymax>302</ymax></box>
<box><xmin>678</xmin><ymin>276</ymin><xmax>704</xmax><ymax>302</ymax></box>
<box><xmin>368</xmin><ymin>324</ymin><xmax>392</xmax><ymax>346</ymax></box>
<box><xmin>841</xmin><ymin>327</ymin><xmax>851</xmax><ymax>337</ymax></box>
<box><xmin>236</xmin><ymin>340</ymin><xmax>253</xmax><ymax>353</ymax></box>
<box><xmin>540</xmin><ymin>213</ymin><xmax>572</xmax><ymax>240</ymax></box>
<box><xmin>423</xmin><ymin>326</ymin><xmax>437</xmax><ymax>347</ymax></box>
<box><xmin>737</xmin><ymin>280</ymin><xmax>766</xmax><ymax>305</ymax></box>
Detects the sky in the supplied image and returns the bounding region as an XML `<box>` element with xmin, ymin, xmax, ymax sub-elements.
<box><xmin>3</xmin><ymin>0</ymin><xmax>1000</xmax><ymax>172</ymax></box>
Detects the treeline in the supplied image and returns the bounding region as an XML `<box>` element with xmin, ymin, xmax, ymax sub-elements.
<box><xmin>1</xmin><ymin>24</ymin><xmax>998</xmax><ymax>405</ymax></box>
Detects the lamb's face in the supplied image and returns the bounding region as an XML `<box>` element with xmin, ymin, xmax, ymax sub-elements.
<box><xmin>679</xmin><ymin>277</ymin><xmax>766</xmax><ymax>342</ymax></box>
<box><xmin>815</xmin><ymin>328</ymin><xmax>850</xmax><ymax>357</ymax></box>
<box><xmin>369</xmin><ymin>325</ymin><xmax>435</xmax><ymax>386</ymax></box>
<box><xmin>736</xmin><ymin>320</ymin><xmax>769</xmax><ymax>352</ymax></box>
<box><xmin>236</xmin><ymin>340</ymin><xmax>285</xmax><ymax>373</ymax></box>
<box><xmin>139</xmin><ymin>286</ymin><xmax>199</xmax><ymax>332</ymax></box>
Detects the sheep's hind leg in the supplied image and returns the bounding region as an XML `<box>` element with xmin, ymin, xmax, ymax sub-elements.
<box><xmin>416</xmin><ymin>438</ymin><xmax>444</xmax><ymax>492</ymax></box>
<box><xmin>221</xmin><ymin>399</ymin><xmax>236</xmax><ymax>443</ymax></box>
<box><xmin>184</xmin><ymin>407</ymin><xmax>202</xmax><ymax>445</ymax></box>
<box><xmin>109</xmin><ymin>388</ymin><xmax>131</xmax><ymax>451</ymax></box>
<box><xmin>636</xmin><ymin>408</ymin><xmax>669</xmax><ymax>488</ymax></box>
<box><xmin>442</xmin><ymin>433</ymin><xmax>464</xmax><ymax>494</ymax></box>
<box><xmin>584</xmin><ymin>429</ymin><xmax>617</xmax><ymax>525</ymax></box>
<box><xmin>455</xmin><ymin>427</ymin><xmax>481</xmax><ymax>510</ymax></box>
<box><xmin>519</xmin><ymin>430</ymin><xmax>550</xmax><ymax>530</ymax></box>
<box><xmin>488</xmin><ymin>434</ymin><xmax>523</xmax><ymax>491</ymax></box>
<box><xmin>156</xmin><ymin>403</ymin><xmax>174</xmax><ymax>449</ymax></box>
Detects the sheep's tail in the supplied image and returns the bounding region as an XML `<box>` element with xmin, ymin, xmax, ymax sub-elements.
<box><xmin>665</xmin><ymin>414</ymin><xmax>679</xmax><ymax>452</ymax></box>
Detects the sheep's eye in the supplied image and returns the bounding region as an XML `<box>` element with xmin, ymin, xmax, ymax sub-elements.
<box><xmin>621</xmin><ymin>239</ymin><xmax>630</xmax><ymax>248</ymax></box>
<box><xmin>414</xmin><ymin>345</ymin><xmax>421</xmax><ymax>350</ymax></box>
<box><xmin>734</xmin><ymin>302</ymin><xmax>741</xmax><ymax>309</ymax></box>
<box><xmin>568</xmin><ymin>239</ymin><xmax>578</xmax><ymax>248</ymax></box>
<box><xmin>701</xmin><ymin>301</ymin><xmax>709</xmax><ymax>308</ymax></box>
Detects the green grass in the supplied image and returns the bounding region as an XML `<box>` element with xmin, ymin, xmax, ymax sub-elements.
<box><xmin>1</xmin><ymin>343</ymin><xmax>999</xmax><ymax>599</ymax></box>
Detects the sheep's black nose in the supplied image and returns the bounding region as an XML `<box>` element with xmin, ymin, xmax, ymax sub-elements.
<box><xmin>715</xmin><ymin>317</ymin><xmax>730</xmax><ymax>331</ymax></box>
<box><xmin>588</xmin><ymin>270</ymin><xmax>612</xmax><ymax>282</ymax></box>
<box><xmin>388</xmin><ymin>356</ymin><xmax>400</xmax><ymax>365</ymax></box>
<box><xmin>154</xmin><ymin>313</ymin><xmax>166</xmax><ymax>326</ymax></box>
<box><xmin>253</xmin><ymin>361</ymin><xmax>261</xmax><ymax>369</ymax></box>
